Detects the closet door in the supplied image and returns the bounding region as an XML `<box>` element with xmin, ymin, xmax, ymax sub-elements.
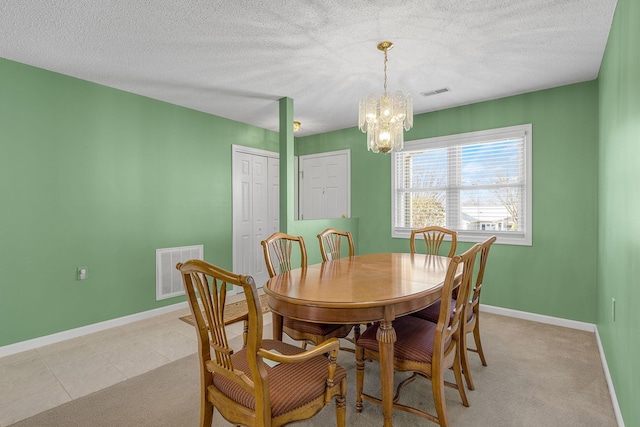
<box><xmin>232</xmin><ymin>146</ymin><xmax>278</xmax><ymax>289</ymax></box>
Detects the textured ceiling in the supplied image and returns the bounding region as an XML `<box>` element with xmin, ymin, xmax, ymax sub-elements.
<box><xmin>0</xmin><ymin>1</ymin><xmax>617</xmax><ymax>136</ymax></box>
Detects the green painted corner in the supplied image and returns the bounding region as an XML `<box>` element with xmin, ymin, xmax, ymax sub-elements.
<box><xmin>597</xmin><ymin>0</ymin><xmax>640</xmax><ymax>424</ymax></box>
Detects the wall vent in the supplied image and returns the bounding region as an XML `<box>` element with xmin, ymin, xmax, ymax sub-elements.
<box><xmin>156</xmin><ymin>245</ymin><xmax>204</xmax><ymax>300</ymax></box>
<box><xmin>421</xmin><ymin>87</ymin><xmax>451</xmax><ymax>97</ymax></box>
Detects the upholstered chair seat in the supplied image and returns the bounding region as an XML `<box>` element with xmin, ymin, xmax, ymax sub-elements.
<box><xmin>356</xmin><ymin>316</ymin><xmax>447</xmax><ymax>365</ymax></box>
<box><xmin>282</xmin><ymin>317</ymin><xmax>352</xmax><ymax>337</ymax></box>
<box><xmin>411</xmin><ymin>300</ymin><xmax>473</xmax><ymax>324</ymax></box>
<box><xmin>213</xmin><ymin>339</ymin><xmax>347</xmax><ymax>417</ymax></box>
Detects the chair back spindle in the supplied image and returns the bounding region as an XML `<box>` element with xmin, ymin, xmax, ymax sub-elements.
<box><xmin>317</xmin><ymin>228</ymin><xmax>355</xmax><ymax>262</ymax></box>
<box><xmin>261</xmin><ymin>232</ymin><xmax>307</xmax><ymax>278</ymax></box>
<box><xmin>410</xmin><ymin>226</ymin><xmax>457</xmax><ymax>257</ymax></box>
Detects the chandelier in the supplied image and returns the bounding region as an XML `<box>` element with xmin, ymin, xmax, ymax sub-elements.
<box><xmin>358</xmin><ymin>41</ymin><xmax>413</xmax><ymax>154</ymax></box>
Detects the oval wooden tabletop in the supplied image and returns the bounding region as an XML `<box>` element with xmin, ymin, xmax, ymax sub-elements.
<box><xmin>264</xmin><ymin>253</ymin><xmax>456</xmax><ymax>324</ymax></box>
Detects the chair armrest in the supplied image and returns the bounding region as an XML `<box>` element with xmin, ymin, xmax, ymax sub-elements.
<box><xmin>205</xmin><ymin>360</ymin><xmax>255</xmax><ymax>391</ymax></box>
<box><xmin>258</xmin><ymin>338</ymin><xmax>340</xmax><ymax>364</ymax></box>
<box><xmin>259</xmin><ymin>338</ymin><xmax>341</xmax><ymax>404</ymax></box>
<box><xmin>179</xmin><ymin>311</ymin><xmax>249</xmax><ymax>327</ymax></box>
<box><xmin>224</xmin><ymin>312</ymin><xmax>249</xmax><ymax>326</ymax></box>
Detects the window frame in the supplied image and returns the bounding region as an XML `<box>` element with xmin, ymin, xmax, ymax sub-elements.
<box><xmin>391</xmin><ymin>124</ymin><xmax>532</xmax><ymax>246</ymax></box>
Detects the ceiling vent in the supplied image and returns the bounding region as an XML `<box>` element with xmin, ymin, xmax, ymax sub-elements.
<box><xmin>421</xmin><ymin>87</ymin><xmax>451</xmax><ymax>97</ymax></box>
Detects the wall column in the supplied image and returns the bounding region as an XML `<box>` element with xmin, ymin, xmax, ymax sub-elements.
<box><xmin>278</xmin><ymin>97</ymin><xmax>295</xmax><ymax>232</ymax></box>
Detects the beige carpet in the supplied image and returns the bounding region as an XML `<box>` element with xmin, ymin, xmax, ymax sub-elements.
<box><xmin>10</xmin><ymin>313</ymin><xmax>617</xmax><ymax>427</ymax></box>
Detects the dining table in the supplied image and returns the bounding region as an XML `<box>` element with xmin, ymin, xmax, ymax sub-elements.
<box><xmin>263</xmin><ymin>252</ymin><xmax>460</xmax><ymax>427</ymax></box>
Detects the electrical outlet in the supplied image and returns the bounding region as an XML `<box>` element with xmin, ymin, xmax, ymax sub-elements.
<box><xmin>611</xmin><ymin>298</ymin><xmax>616</xmax><ymax>322</ymax></box>
<box><xmin>77</xmin><ymin>267</ymin><xmax>88</xmax><ymax>280</ymax></box>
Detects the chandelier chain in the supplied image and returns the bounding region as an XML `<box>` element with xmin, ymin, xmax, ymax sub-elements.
<box><xmin>383</xmin><ymin>49</ymin><xmax>388</xmax><ymax>92</ymax></box>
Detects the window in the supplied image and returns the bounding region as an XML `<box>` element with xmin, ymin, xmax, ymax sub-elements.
<box><xmin>392</xmin><ymin>124</ymin><xmax>532</xmax><ymax>245</ymax></box>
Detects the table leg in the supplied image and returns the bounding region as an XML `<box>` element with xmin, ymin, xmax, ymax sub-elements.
<box><xmin>271</xmin><ymin>312</ymin><xmax>283</xmax><ymax>341</ymax></box>
<box><xmin>377</xmin><ymin>319</ymin><xmax>396</xmax><ymax>427</ymax></box>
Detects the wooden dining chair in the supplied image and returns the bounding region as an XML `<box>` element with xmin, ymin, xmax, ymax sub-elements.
<box><xmin>317</xmin><ymin>228</ymin><xmax>362</xmax><ymax>348</ymax></box>
<box><xmin>261</xmin><ymin>232</ymin><xmax>354</xmax><ymax>349</ymax></box>
<box><xmin>176</xmin><ymin>259</ymin><xmax>346</xmax><ymax>427</ymax></box>
<box><xmin>410</xmin><ymin>235</ymin><xmax>497</xmax><ymax>390</ymax></box>
<box><xmin>461</xmin><ymin>236</ymin><xmax>497</xmax><ymax>380</ymax></box>
<box><xmin>317</xmin><ymin>228</ymin><xmax>355</xmax><ymax>262</ymax></box>
<box><xmin>355</xmin><ymin>243</ymin><xmax>481</xmax><ymax>427</ymax></box>
<box><xmin>410</xmin><ymin>226</ymin><xmax>457</xmax><ymax>257</ymax></box>
<box><xmin>261</xmin><ymin>232</ymin><xmax>308</xmax><ymax>278</ymax></box>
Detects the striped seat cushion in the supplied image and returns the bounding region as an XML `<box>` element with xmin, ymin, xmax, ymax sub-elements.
<box><xmin>284</xmin><ymin>317</ymin><xmax>348</xmax><ymax>336</ymax></box>
<box><xmin>212</xmin><ymin>340</ymin><xmax>346</xmax><ymax>417</ymax></box>
<box><xmin>356</xmin><ymin>316</ymin><xmax>448</xmax><ymax>363</ymax></box>
<box><xmin>411</xmin><ymin>300</ymin><xmax>472</xmax><ymax>323</ymax></box>
<box><xmin>411</xmin><ymin>301</ymin><xmax>448</xmax><ymax>323</ymax></box>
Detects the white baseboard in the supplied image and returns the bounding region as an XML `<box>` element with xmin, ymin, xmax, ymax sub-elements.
<box><xmin>595</xmin><ymin>327</ymin><xmax>626</xmax><ymax>427</ymax></box>
<box><xmin>0</xmin><ymin>301</ymin><xmax>189</xmax><ymax>358</ymax></box>
<box><xmin>480</xmin><ymin>303</ymin><xmax>596</xmax><ymax>331</ymax></box>
<box><xmin>481</xmin><ymin>304</ymin><xmax>624</xmax><ymax>427</ymax></box>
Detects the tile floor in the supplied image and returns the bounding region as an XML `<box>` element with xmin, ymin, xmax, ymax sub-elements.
<box><xmin>0</xmin><ymin>301</ymin><xmax>269</xmax><ymax>427</ymax></box>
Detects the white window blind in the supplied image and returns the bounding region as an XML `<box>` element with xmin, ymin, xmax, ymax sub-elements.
<box><xmin>392</xmin><ymin>124</ymin><xmax>532</xmax><ymax>245</ymax></box>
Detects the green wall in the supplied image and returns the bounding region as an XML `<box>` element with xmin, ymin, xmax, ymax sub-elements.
<box><xmin>0</xmin><ymin>58</ymin><xmax>279</xmax><ymax>346</ymax></box>
<box><xmin>298</xmin><ymin>82</ymin><xmax>599</xmax><ymax>324</ymax></box>
<box><xmin>2</xmin><ymin>52</ymin><xmax>599</xmax><ymax>347</ymax></box>
<box><xmin>598</xmin><ymin>0</ymin><xmax>639</xmax><ymax>424</ymax></box>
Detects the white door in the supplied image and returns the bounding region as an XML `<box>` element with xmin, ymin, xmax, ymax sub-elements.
<box><xmin>232</xmin><ymin>146</ymin><xmax>278</xmax><ymax>289</ymax></box>
<box><xmin>299</xmin><ymin>150</ymin><xmax>350</xmax><ymax>220</ymax></box>
<box><xmin>234</xmin><ymin>151</ymin><xmax>254</xmax><ymax>277</ymax></box>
